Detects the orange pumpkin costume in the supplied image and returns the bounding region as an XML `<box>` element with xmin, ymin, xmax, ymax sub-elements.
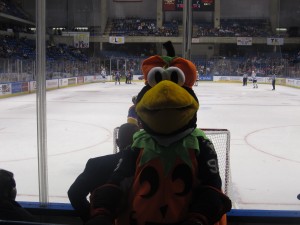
<box><xmin>87</xmin><ymin>41</ymin><xmax>231</xmax><ymax>225</ymax></box>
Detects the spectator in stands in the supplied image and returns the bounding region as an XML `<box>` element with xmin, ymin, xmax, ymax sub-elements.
<box><xmin>0</xmin><ymin>169</ymin><xmax>36</xmax><ymax>222</ymax></box>
<box><xmin>67</xmin><ymin>123</ymin><xmax>140</xmax><ymax>223</ymax></box>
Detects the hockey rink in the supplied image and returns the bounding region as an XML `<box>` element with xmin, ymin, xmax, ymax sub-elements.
<box><xmin>0</xmin><ymin>81</ymin><xmax>300</xmax><ymax>210</ymax></box>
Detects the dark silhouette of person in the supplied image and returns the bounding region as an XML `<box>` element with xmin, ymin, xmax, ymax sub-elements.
<box><xmin>0</xmin><ymin>169</ymin><xmax>35</xmax><ymax>222</ymax></box>
<box><xmin>67</xmin><ymin>123</ymin><xmax>139</xmax><ymax>222</ymax></box>
<box><xmin>242</xmin><ymin>72</ymin><xmax>248</xmax><ymax>86</ymax></box>
<box><xmin>271</xmin><ymin>73</ymin><xmax>276</xmax><ymax>90</ymax></box>
<box><xmin>127</xmin><ymin>96</ymin><xmax>139</xmax><ymax>126</ymax></box>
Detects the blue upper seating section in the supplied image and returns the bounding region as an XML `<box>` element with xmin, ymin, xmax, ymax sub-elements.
<box><xmin>196</xmin><ymin>18</ymin><xmax>273</xmax><ymax>37</ymax></box>
<box><xmin>0</xmin><ymin>35</ymin><xmax>88</xmax><ymax>62</ymax></box>
<box><xmin>110</xmin><ymin>17</ymin><xmax>179</xmax><ymax>37</ymax></box>
<box><xmin>156</xmin><ymin>20</ymin><xmax>179</xmax><ymax>37</ymax></box>
<box><xmin>110</xmin><ymin>18</ymin><xmax>157</xmax><ymax>36</ymax></box>
<box><xmin>0</xmin><ymin>36</ymin><xmax>35</xmax><ymax>60</ymax></box>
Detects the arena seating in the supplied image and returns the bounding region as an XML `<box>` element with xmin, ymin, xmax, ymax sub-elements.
<box><xmin>196</xmin><ymin>18</ymin><xmax>273</xmax><ymax>37</ymax></box>
<box><xmin>109</xmin><ymin>17</ymin><xmax>179</xmax><ymax>37</ymax></box>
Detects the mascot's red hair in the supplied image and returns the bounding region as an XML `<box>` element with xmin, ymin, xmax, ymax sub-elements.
<box><xmin>87</xmin><ymin>41</ymin><xmax>232</xmax><ymax>225</ymax></box>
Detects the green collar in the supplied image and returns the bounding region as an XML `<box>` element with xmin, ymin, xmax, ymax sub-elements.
<box><xmin>132</xmin><ymin>128</ymin><xmax>207</xmax><ymax>176</ymax></box>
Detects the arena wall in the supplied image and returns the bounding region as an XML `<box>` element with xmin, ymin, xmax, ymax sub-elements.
<box><xmin>1</xmin><ymin>76</ymin><xmax>299</xmax><ymax>98</ymax></box>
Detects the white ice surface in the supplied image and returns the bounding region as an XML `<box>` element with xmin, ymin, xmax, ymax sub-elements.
<box><xmin>0</xmin><ymin>81</ymin><xmax>299</xmax><ymax>210</ymax></box>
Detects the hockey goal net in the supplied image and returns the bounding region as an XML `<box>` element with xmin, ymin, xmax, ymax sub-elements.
<box><xmin>113</xmin><ymin>127</ymin><xmax>231</xmax><ymax>197</ymax></box>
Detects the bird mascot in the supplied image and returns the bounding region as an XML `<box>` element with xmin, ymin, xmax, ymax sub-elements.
<box><xmin>87</xmin><ymin>41</ymin><xmax>232</xmax><ymax>225</ymax></box>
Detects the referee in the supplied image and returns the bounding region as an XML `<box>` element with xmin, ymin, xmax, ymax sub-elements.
<box><xmin>271</xmin><ymin>73</ymin><xmax>276</xmax><ymax>90</ymax></box>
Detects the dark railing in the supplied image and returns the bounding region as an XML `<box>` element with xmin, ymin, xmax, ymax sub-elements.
<box><xmin>2</xmin><ymin>202</ymin><xmax>300</xmax><ymax>225</ymax></box>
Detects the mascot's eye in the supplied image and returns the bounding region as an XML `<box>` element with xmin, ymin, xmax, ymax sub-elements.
<box><xmin>148</xmin><ymin>66</ymin><xmax>185</xmax><ymax>87</ymax></box>
<box><xmin>165</xmin><ymin>67</ymin><xmax>185</xmax><ymax>86</ymax></box>
<box><xmin>147</xmin><ymin>67</ymin><xmax>165</xmax><ymax>87</ymax></box>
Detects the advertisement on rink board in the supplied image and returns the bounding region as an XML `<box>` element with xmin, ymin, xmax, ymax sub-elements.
<box><xmin>199</xmin><ymin>75</ymin><xmax>213</xmax><ymax>81</ymax></box>
<box><xmin>0</xmin><ymin>83</ymin><xmax>11</xmax><ymax>95</ymax></box>
<box><xmin>11</xmin><ymin>82</ymin><xmax>29</xmax><ymax>93</ymax></box>
<box><xmin>1</xmin><ymin>76</ymin><xmax>300</xmax><ymax>97</ymax></box>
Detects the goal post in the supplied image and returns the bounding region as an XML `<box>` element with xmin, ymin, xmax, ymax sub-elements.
<box><xmin>113</xmin><ymin>127</ymin><xmax>231</xmax><ymax>197</ymax></box>
<box><xmin>200</xmin><ymin>128</ymin><xmax>231</xmax><ymax>197</ymax></box>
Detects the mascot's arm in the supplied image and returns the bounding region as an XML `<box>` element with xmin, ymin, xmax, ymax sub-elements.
<box><xmin>86</xmin><ymin>149</ymin><xmax>139</xmax><ymax>225</ymax></box>
<box><xmin>197</xmin><ymin>136</ymin><xmax>222</xmax><ymax>188</ymax></box>
<box><xmin>184</xmin><ymin>136</ymin><xmax>232</xmax><ymax>225</ymax></box>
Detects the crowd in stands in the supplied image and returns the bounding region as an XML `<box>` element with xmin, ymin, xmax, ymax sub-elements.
<box><xmin>107</xmin><ymin>17</ymin><xmax>284</xmax><ymax>38</ymax></box>
<box><xmin>46</xmin><ymin>16</ymin><xmax>288</xmax><ymax>38</ymax></box>
<box><xmin>0</xmin><ymin>35</ymin><xmax>35</xmax><ymax>59</ymax></box>
<box><xmin>0</xmin><ymin>0</ymin><xmax>293</xmax><ymax>39</ymax></box>
<box><xmin>0</xmin><ymin>29</ymin><xmax>299</xmax><ymax>83</ymax></box>
<box><xmin>196</xmin><ymin>18</ymin><xmax>274</xmax><ymax>37</ymax></box>
<box><xmin>46</xmin><ymin>16</ymin><xmax>291</xmax><ymax>38</ymax></box>
<box><xmin>192</xmin><ymin>51</ymin><xmax>300</xmax><ymax>78</ymax></box>
<box><xmin>110</xmin><ymin>17</ymin><xmax>179</xmax><ymax>37</ymax></box>
<box><xmin>0</xmin><ymin>0</ymin><xmax>296</xmax><ymax>40</ymax></box>
<box><xmin>0</xmin><ymin>35</ymin><xmax>88</xmax><ymax>62</ymax></box>
<box><xmin>0</xmin><ymin>2</ymin><xmax>283</xmax><ymax>39</ymax></box>
<box><xmin>50</xmin><ymin>16</ymin><xmax>277</xmax><ymax>38</ymax></box>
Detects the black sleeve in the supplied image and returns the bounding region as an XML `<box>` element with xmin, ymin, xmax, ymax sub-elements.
<box><xmin>68</xmin><ymin>154</ymin><xmax>121</xmax><ymax>222</ymax></box>
<box><xmin>108</xmin><ymin>148</ymin><xmax>140</xmax><ymax>186</ymax></box>
<box><xmin>90</xmin><ymin>148</ymin><xmax>140</xmax><ymax>219</ymax></box>
<box><xmin>185</xmin><ymin>137</ymin><xmax>232</xmax><ymax>225</ymax></box>
<box><xmin>196</xmin><ymin>136</ymin><xmax>222</xmax><ymax>190</ymax></box>
<box><xmin>68</xmin><ymin>158</ymin><xmax>97</xmax><ymax>222</ymax></box>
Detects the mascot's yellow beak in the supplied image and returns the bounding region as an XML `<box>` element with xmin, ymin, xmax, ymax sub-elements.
<box><xmin>136</xmin><ymin>80</ymin><xmax>199</xmax><ymax>134</ymax></box>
